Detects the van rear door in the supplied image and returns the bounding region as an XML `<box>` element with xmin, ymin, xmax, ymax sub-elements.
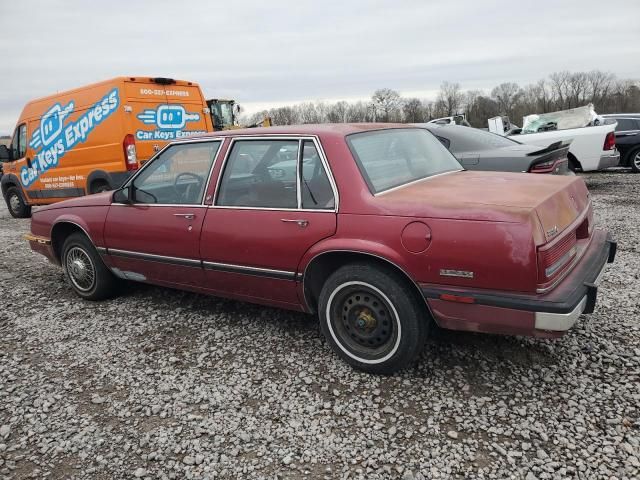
<box><xmin>125</xmin><ymin>78</ymin><xmax>211</xmax><ymax>164</ymax></box>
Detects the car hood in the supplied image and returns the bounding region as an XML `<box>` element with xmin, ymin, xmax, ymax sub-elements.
<box><xmin>373</xmin><ymin>170</ymin><xmax>589</xmax><ymax>242</ymax></box>
<box><xmin>36</xmin><ymin>191</ymin><xmax>113</xmax><ymax>212</ymax></box>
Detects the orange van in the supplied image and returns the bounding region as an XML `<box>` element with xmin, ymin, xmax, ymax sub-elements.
<box><xmin>0</xmin><ymin>77</ymin><xmax>212</xmax><ymax>217</ymax></box>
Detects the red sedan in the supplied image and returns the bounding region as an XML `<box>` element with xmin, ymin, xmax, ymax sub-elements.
<box><xmin>26</xmin><ymin>124</ymin><xmax>616</xmax><ymax>373</ymax></box>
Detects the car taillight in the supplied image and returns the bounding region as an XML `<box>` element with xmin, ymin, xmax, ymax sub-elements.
<box><xmin>123</xmin><ymin>134</ymin><xmax>138</xmax><ymax>171</ymax></box>
<box><xmin>537</xmin><ymin>231</ymin><xmax>577</xmax><ymax>285</ymax></box>
<box><xmin>530</xmin><ymin>158</ymin><xmax>567</xmax><ymax>174</ymax></box>
<box><xmin>603</xmin><ymin>131</ymin><xmax>615</xmax><ymax>151</ymax></box>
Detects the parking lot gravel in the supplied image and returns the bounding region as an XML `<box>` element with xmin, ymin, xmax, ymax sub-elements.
<box><xmin>1</xmin><ymin>171</ymin><xmax>639</xmax><ymax>480</ymax></box>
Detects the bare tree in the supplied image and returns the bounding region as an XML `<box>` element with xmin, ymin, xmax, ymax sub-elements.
<box><xmin>402</xmin><ymin>98</ymin><xmax>424</xmax><ymax>123</ymax></box>
<box><xmin>549</xmin><ymin>71</ymin><xmax>571</xmax><ymax>110</ymax></box>
<box><xmin>491</xmin><ymin>82</ymin><xmax>523</xmax><ymax>117</ymax></box>
<box><xmin>586</xmin><ymin>70</ymin><xmax>615</xmax><ymax>107</ymax></box>
<box><xmin>258</xmin><ymin>70</ymin><xmax>636</xmax><ymax>128</ymax></box>
<box><xmin>436</xmin><ymin>82</ymin><xmax>464</xmax><ymax>116</ymax></box>
<box><xmin>567</xmin><ymin>72</ymin><xmax>589</xmax><ymax>108</ymax></box>
<box><xmin>346</xmin><ymin>101</ymin><xmax>370</xmax><ymax>122</ymax></box>
<box><xmin>372</xmin><ymin>88</ymin><xmax>401</xmax><ymax>122</ymax></box>
<box><xmin>269</xmin><ymin>106</ymin><xmax>298</xmax><ymax>125</ymax></box>
<box><xmin>326</xmin><ymin>101</ymin><xmax>349</xmax><ymax>123</ymax></box>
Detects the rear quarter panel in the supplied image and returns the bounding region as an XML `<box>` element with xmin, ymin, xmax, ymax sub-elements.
<box><xmin>301</xmin><ymin>213</ymin><xmax>539</xmax><ymax>293</ymax></box>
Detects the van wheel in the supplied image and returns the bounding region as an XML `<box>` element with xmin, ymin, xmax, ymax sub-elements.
<box><xmin>318</xmin><ymin>262</ymin><xmax>429</xmax><ymax>374</ymax></box>
<box><xmin>5</xmin><ymin>186</ymin><xmax>32</xmax><ymax>218</ymax></box>
<box><xmin>62</xmin><ymin>232</ymin><xmax>119</xmax><ymax>300</ymax></box>
<box><xmin>90</xmin><ymin>181</ymin><xmax>110</xmax><ymax>194</ymax></box>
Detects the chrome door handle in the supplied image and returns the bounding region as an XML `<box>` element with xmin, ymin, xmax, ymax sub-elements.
<box><xmin>281</xmin><ymin>218</ymin><xmax>308</xmax><ymax>228</ymax></box>
<box><xmin>174</xmin><ymin>213</ymin><xmax>195</xmax><ymax>220</ymax></box>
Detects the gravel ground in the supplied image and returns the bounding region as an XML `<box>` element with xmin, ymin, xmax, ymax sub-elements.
<box><xmin>1</xmin><ymin>171</ymin><xmax>639</xmax><ymax>480</ymax></box>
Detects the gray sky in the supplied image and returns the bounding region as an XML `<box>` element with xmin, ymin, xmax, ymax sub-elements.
<box><xmin>1</xmin><ymin>0</ymin><xmax>639</xmax><ymax>135</ymax></box>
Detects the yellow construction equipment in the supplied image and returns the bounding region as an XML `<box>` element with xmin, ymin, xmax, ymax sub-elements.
<box><xmin>206</xmin><ymin>99</ymin><xmax>272</xmax><ymax>130</ymax></box>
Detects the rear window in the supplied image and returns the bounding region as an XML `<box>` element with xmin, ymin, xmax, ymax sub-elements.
<box><xmin>347</xmin><ymin>128</ymin><xmax>462</xmax><ymax>194</ymax></box>
<box><xmin>439</xmin><ymin>126</ymin><xmax>520</xmax><ymax>152</ymax></box>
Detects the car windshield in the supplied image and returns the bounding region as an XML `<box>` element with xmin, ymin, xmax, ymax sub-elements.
<box><xmin>441</xmin><ymin>126</ymin><xmax>521</xmax><ymax>151</ymax></box>
<box><xmin>347</xmin><ymin>128</ymin><xmax>462</xmax><ymax>194</ymax></box>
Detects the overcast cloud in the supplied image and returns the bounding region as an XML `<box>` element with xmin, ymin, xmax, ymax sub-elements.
<box><xmin>1</xmin><ymin>0</ymin><xmax>639</xmax><ymax>134</ymax></box>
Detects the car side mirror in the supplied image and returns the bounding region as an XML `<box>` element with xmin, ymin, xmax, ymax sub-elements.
<box><xmin>0</xmin><ymin>145</ymin><xmax>12</xmax><ymax>161</ymax></box>
<box><xmin>113</xmin><ymin>186</ymin><xmax>132</xmax><ymax>204</ymax></box>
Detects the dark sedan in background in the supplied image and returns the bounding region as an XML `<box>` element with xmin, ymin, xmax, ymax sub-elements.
<box><xmin>415</xmin><ymin>124</ymin><xmax>571</xmax><ymax>175</ymax></box>
<box><xmin>602</xmin><ymin>114</ymin><xmax>640</xmax><ymax>172</ymax></box>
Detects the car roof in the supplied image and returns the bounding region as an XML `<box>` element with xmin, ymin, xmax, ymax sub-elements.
<box><xmin>183</xmin><ymin>123</ymin><xmax>419</xmax><ymax>141</ymax></box>
<box><xmin>602</xmin><ymin>113</ymin><xmax>640</xmax><ymax>118</ymax></box>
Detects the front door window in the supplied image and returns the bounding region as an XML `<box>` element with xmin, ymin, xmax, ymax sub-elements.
<box><xmin>11</xmin><ymin>124</ymin><xmax>27</xmax><ymax>160</ymax></box>
<box><xmin>131</xmin><ymin>142</ymin><xmax>220</xmax><ymax>205</ymax></box>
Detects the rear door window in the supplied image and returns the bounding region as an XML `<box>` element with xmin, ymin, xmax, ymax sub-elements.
<box><xmin>300</xmin><ymin>140</ymin><xmax>335</xmax><ymax>210</ymax></box>
<box><xmin>615</xmin><ymin>119</ymin><xmax>638</xmax><ymax>131</ymax></box>
<box><xmin>217</xmin><ymin>139</ymin><xmax>299</xmax><ymax>209</ymax></box>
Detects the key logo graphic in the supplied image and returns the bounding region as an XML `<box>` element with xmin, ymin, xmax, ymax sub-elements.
<box><xmin>135</xmin><ymin>105</ymin><xmax>206</xmax><ymax>141</ymax></box>
<box><xmin>137</xmin><ymin>105</ymin><xmax>200</xmax><ymax>130</ymax></box>
<box><xmin>21</xmin><ymin>89</ymin><xmax>120</xmax><ymax>187</ymax></box>
<box><xmin>30</xmin><ymin>102</ymin><xmax>75</xmax><ymax>149</ymax></box>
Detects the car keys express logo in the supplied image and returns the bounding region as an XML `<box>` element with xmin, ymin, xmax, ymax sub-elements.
<box><xmin>22</xmin><ymin>89</ymin><xmax>119</xmax><ymax>187</ymax></box>
<box><xmin>135</xmin><ymin>105</ymin><xmax>206</xmax><ymax>140</ymax></box>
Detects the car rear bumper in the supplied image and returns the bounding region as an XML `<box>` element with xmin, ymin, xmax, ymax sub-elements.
<box><xmin>420</xmin><ymin>229</ymin><xmax>616</xmax><ymax>337</ymax></box>
<box><xmin>598</xmin><ymin>151</ymin><xmax>620</xmax><ymax>169</ymax></box>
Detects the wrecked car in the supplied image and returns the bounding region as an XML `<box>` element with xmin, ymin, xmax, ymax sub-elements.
<box><xmin>25</xmin><ymin>124</ymin><xmax>616</xmax><ymax>374</ymax></box>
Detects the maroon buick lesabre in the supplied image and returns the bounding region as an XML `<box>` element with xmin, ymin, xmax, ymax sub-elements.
<box><xmin>26</xmin><ymin>125</ymin><xmax>616</xmax><ymax>373</ymax></box>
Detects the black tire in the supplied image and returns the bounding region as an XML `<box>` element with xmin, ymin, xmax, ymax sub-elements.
<box><xmin>62</xmin><ymin>232</ymin><xmax>119</xmax><ymax>300</ymax></box>
<box><xmin>318</xmin><ymin>262</ymin><xmax>429</xmax><ymax>374</ymax></box>
<box><xmin>5</xmin><ymin>186</ymin><xmax>32</xmax><ymax>218</ymax></box>
<box><xmin>627</xmin><ymin>147</ymin><xmax>640</xmax><ymax>173</ymax></box>
<box><xmin>90</xmin><ymin>181</ymin><xmax>110</xmax><ymax>194</ymax></box>
<box><xmin>568</xmin><ymin>157</ymin><xmax>579</xmax><ymax>173</ymax></box>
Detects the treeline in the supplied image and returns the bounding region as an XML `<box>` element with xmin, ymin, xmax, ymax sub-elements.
<box><xmin>244</xmin><ymin>71</ymin><xmax>640</xmax><ymax>128</ymax></box>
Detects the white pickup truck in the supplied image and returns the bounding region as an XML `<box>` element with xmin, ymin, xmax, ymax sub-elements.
<box><xmin>488</xmin><ymin>106</ymin><xmax>619</xmax><ymax>172</ymax></box>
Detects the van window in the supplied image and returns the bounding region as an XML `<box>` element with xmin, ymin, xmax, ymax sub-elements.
<box><xmin>131</xmin><ymin>141</ymin><xmax>220</xmax><ymax>204</ymax></box>
<box><xmin>11</xmin><ymin>124</ymin><xmax>27</xmax><ymax>160</ymax></box>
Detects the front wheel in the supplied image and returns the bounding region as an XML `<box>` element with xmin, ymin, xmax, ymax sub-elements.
<box><xmin>5</xmin><ymin>186</ymin><xmax>32</xmax><ymax>218</ymax></box>
<box><xmin>62</xmin><ymin>233</ymin><xmax>119</xmax><ymax>300</ymax></box>
<box><xmin>318</xmin><ymin>263</ymin><xmax>429</xmax><ymax>374</ymax></box>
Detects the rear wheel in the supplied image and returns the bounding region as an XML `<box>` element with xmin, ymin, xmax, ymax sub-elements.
<box><xmin>568</xmin><ymin>156</ymin><xmax>579</xmax><ymax>173</ymax></box>
<box><xmin>62</xmin><ymin>232</ymin><xmax>119</xmax><ymax>300</ymax></box>
<box><xmin>5</xmin><ymin>186</ymin><xmax>31</xmax><ymax>218</ymax></box>
<box><xmin>90</xmin><ymin>180</ymin><xmax>110</xmax><ymax>194</ymax></box>
<box><xmin>627</xmin><ymin>148</ymin><xmax>640</xmax><ymax>173</ymax></box>
<box><xmin>318</xmin><ymin>263</ymin><xmax>429</xmax><ymax>374</ymax></box>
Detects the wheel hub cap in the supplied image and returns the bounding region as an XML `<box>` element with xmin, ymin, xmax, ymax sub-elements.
<box><xmin>65</xmin><ymin>247</ymin><xmax>95</xmax><ymax>292</ymax></box>
<box><xmin>9</xmin><ymin>194</ymin><xmax>20</xmax><ymax>211</ymax></box>
<box><xmin>355</xmin><ymin>308</ymin><xmax>377</xmax><ymax>331</ymax></box>
<box><xmin>340</xmin><ymin>292</ymin><xmax>392</xmax><ymax>349</ymax></box>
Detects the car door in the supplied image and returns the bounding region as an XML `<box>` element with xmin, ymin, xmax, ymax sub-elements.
<box><xmin>613</xmin><ymin>118</ymin><xmax>640</xmax><ymax>162</ymax></box>
<box><xmin>200</xmin><ymin>137</ymin><xmax>337</xmax><ymax>308</ymax></box>
<box><xmin>3</xmin><ymin>123</ymin><xmax>28</xmax><ymax>189</ymax></box>
<box><xmin>103</xmin><ymin>139</ymin><xmax>221</xmax><ymax>287</ymax></box>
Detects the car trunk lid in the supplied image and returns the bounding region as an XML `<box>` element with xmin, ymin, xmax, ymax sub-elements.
<box><xmin>375</xmin><ymin>170</ymin><xmax>589</xmax><ymax>243</ymax></box>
